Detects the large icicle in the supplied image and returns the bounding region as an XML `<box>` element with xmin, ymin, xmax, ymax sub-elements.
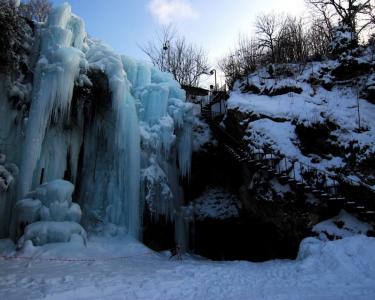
<box><xmin>17</xmin><ymin>3</ymin><xmax>86</xmax><ymax>198</ymax></box>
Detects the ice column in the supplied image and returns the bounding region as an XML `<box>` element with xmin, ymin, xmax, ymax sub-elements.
<box><xmin>85</xmin><ymin>42</ymin><xmax>141</xmax><ymax>237</ymax></box>
<box><xmin>17</xmin><ymin>4</ymin><xmax>86</xmax><ymax>198</ymax></box>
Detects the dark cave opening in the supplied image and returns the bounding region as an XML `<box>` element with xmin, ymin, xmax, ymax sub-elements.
<box><xmin>142</xmin><ymin>143</ymin><xmax>309</xmax><ymax>261</ymax></box>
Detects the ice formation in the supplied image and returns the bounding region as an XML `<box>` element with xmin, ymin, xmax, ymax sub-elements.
<box><xmin>15</xmin><ymin>180</ymin><xmax>86</xmax><ymax>248</ymax></box>
<box><xmin>0</xmin><ymin>155</ymin><xmax>18</xmax><ymax>193</ymax></box>
<box><xmin>0</xmin><ymin>3</ymin><xmax>193</xmax><ymax>244</ymax></box>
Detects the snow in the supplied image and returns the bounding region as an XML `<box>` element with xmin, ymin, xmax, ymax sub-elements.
<box><xmin>192</xmin><ymin>117</ymin><xmax>216</xmax><ymax>151</ymax></box>
<box><xmin>313</xmin><ymin>210</ymin><xmax>372</xmax><ymax>241</ymax></box>
<box><xmin>141</xmin><ymin>160</ymin><xmax>174</xmax><ymax>221</ymax></box>
<box><xmin>0</xmin><ymin>234</ymin><xmax>375</xmax><ymax>300</ymax></box>
<box><xmin>246</xmin><ymin>118</ymin><xmax>343</xmax><ymax>172</ymax></box>
<box><xmin>184</xmin><ymin>188</ymin><xmax>239</xmax><ymax>220</ymax></box>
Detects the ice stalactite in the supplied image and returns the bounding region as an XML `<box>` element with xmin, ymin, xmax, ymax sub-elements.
<box><xmin>134</xmin><ymin>66</ymin><xmax>193</xmax><ymax>250</ymax></box>
<box><xmin>82</xmin><ymin>42</ymin><xmax>141</xmax><ymax>237</ymax></box>
<box><xmin>17</xmin><ymin>3</ymin><xmax>86</xmax><ymax>199</ymax></box>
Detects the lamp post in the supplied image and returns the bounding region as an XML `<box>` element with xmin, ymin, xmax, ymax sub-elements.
<box><xmin>210</xmin><ymin>69</ymin><xmax>217</xmax><ymax>91</ymax></box>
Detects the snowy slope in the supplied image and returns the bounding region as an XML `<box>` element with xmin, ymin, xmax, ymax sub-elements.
<box><xmin>227</xmin><ymin>59</ymin><xmax>375</xmax><ymax>187</ymax></box>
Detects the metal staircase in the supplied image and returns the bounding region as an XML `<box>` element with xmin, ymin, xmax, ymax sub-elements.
<box><xmin>199</xmin><ymin>94</ymin><xmax>375</xmax><ymax>224</ymax></box>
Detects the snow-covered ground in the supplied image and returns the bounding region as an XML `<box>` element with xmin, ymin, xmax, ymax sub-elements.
<box><xmin>1</xmin><ymin>233</ymin><xmax>375</xmax><ymax>300</ymax></box>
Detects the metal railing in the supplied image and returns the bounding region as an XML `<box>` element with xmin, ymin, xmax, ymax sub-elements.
<box><xmin>200</xmin><ymin>98</ymin><xmax>375</xmax><ymax>220</ymax></box>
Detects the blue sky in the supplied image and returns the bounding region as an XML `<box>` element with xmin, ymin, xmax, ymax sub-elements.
<box><xmin>51</xmin><ymin>0</ymin><xmax>307</xmax><ymax>85</ymax></box>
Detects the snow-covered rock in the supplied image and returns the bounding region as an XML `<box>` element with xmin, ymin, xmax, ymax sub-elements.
<box><xmin>227</xmin><ymin>56</ymin><xmax>375</xmax><ymax>187</ymax></box>
<box><xmin>313</xmin><ymin>210</ymin><xmax>372</xmax><ymax>241</ymax></box>
<box><xmin>184</xmin><ymin>188</ymin><xmax>239</xmax><ymax>221</ymax></box>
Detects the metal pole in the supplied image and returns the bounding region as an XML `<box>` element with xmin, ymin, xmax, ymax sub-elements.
<box><xmin>210</xmin><ymin>69</ymin><xmax>217</xmax><ymax>91</ymax></box>
<box><xmin>357</xmin><ymin>82</ymin><xmax>361</xmax><ymax>130</ymax></box>
<box><xmin>214</xmin><ymin>71</ymin><xmax>217</xmax><ymax>90</ymax></box>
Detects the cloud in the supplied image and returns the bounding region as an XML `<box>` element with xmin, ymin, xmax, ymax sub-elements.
<box><xmin>147</xmin><ymin>0</ymin><xmax>198</xmax><ymax>24</ymax></box>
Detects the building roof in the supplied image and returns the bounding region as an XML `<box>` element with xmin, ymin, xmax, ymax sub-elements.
<box><xmin>181</xmin><ymin>85</ymin><xmax>209</xmax><ymax>96</ymax></box>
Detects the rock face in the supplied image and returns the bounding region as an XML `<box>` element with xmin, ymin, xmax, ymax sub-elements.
<box><xmin>181</xmin><ymin>139</ymin><xmax>318</xmax><ymax>261</ymax></box>
<box><xmin>184</xmin><ymin>43</ymin><xmax>375</xmax><ymax>261</ymax></box>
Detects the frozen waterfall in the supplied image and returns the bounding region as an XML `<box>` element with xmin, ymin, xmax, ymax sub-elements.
<box><xmin>0</xmin><ymin>3</ymin><xmax>193</xmax><ymax>242</ymax></box>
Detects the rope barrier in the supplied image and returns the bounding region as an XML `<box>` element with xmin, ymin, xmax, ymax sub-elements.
<box><xmin>0</xmin><ymin>252</ymin><xmax>155</xmax><ymax>263</ymax></box>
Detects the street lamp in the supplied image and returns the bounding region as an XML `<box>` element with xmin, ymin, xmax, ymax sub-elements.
<box><xmin>210</xmin><ymin>69</ymin><xmax>217</xmax><ymax>91</ymax></box>
<box><xmin>163</xmin><ymin>40</ymin><xmax>170</xmax><ymax>51</ymax></box>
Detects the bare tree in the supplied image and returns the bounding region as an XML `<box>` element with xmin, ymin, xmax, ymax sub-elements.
<box><xmin>19</xmin><ymin>0</ymin><xmax>51</xmax><ymax>23</ymax></box>
<box><xmin>236</xmin><ymin>35</ymin><xmax>260</xmax><ymax>75</ymax></box>
<box><xmin>306</xmin><ymin>18</ymin><xmax>332</xmax><ymax>58</ymax></box>
<box><xmin>255</xmin><ymin>13</ymin><xmax>281</xmax><ymax>63</ymax></box>
<box><xmin>0</xmin><ymin>0</ymin><xmax>28</xmax><ymax>72</ymax></box>
<box><xmin>276</xmin><ymin>16</ymin><xmax>309</xmax><ymax>63</ymax></box>
<box><xmin>306</xmin><ymin>0</ymin><xmax>373</xmax><ymax>36</ymax></box>
<box><xmin>218</xmin><ymin>53</ymin><xmax>240</xmax><ymax>89</ymax></box>
<box><xmin>140</xmin><ymin>26</ymin><xmax>210</xmax><ymax>87</ymax></box>
<box><xmin>218</xmin><ymin>35</ymin><xmax>262</xmax><ymax>88</ymax></box>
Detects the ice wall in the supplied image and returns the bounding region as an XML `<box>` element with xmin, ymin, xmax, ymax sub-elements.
<box><xmin>0</xmin><ymin>3</ymin><xmax>193</xmax><ymax>242</ymax></box>
<box><xmin>78</xmin><ymin>42</ymin><xmax>141</xmax><ymax>237</ymax></box>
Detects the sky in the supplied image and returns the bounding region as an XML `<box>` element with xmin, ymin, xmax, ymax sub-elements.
<box><xmin>51</xmin><ymin>0</ymin><xmax>308</xmax><ymax>86</ymax></box>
